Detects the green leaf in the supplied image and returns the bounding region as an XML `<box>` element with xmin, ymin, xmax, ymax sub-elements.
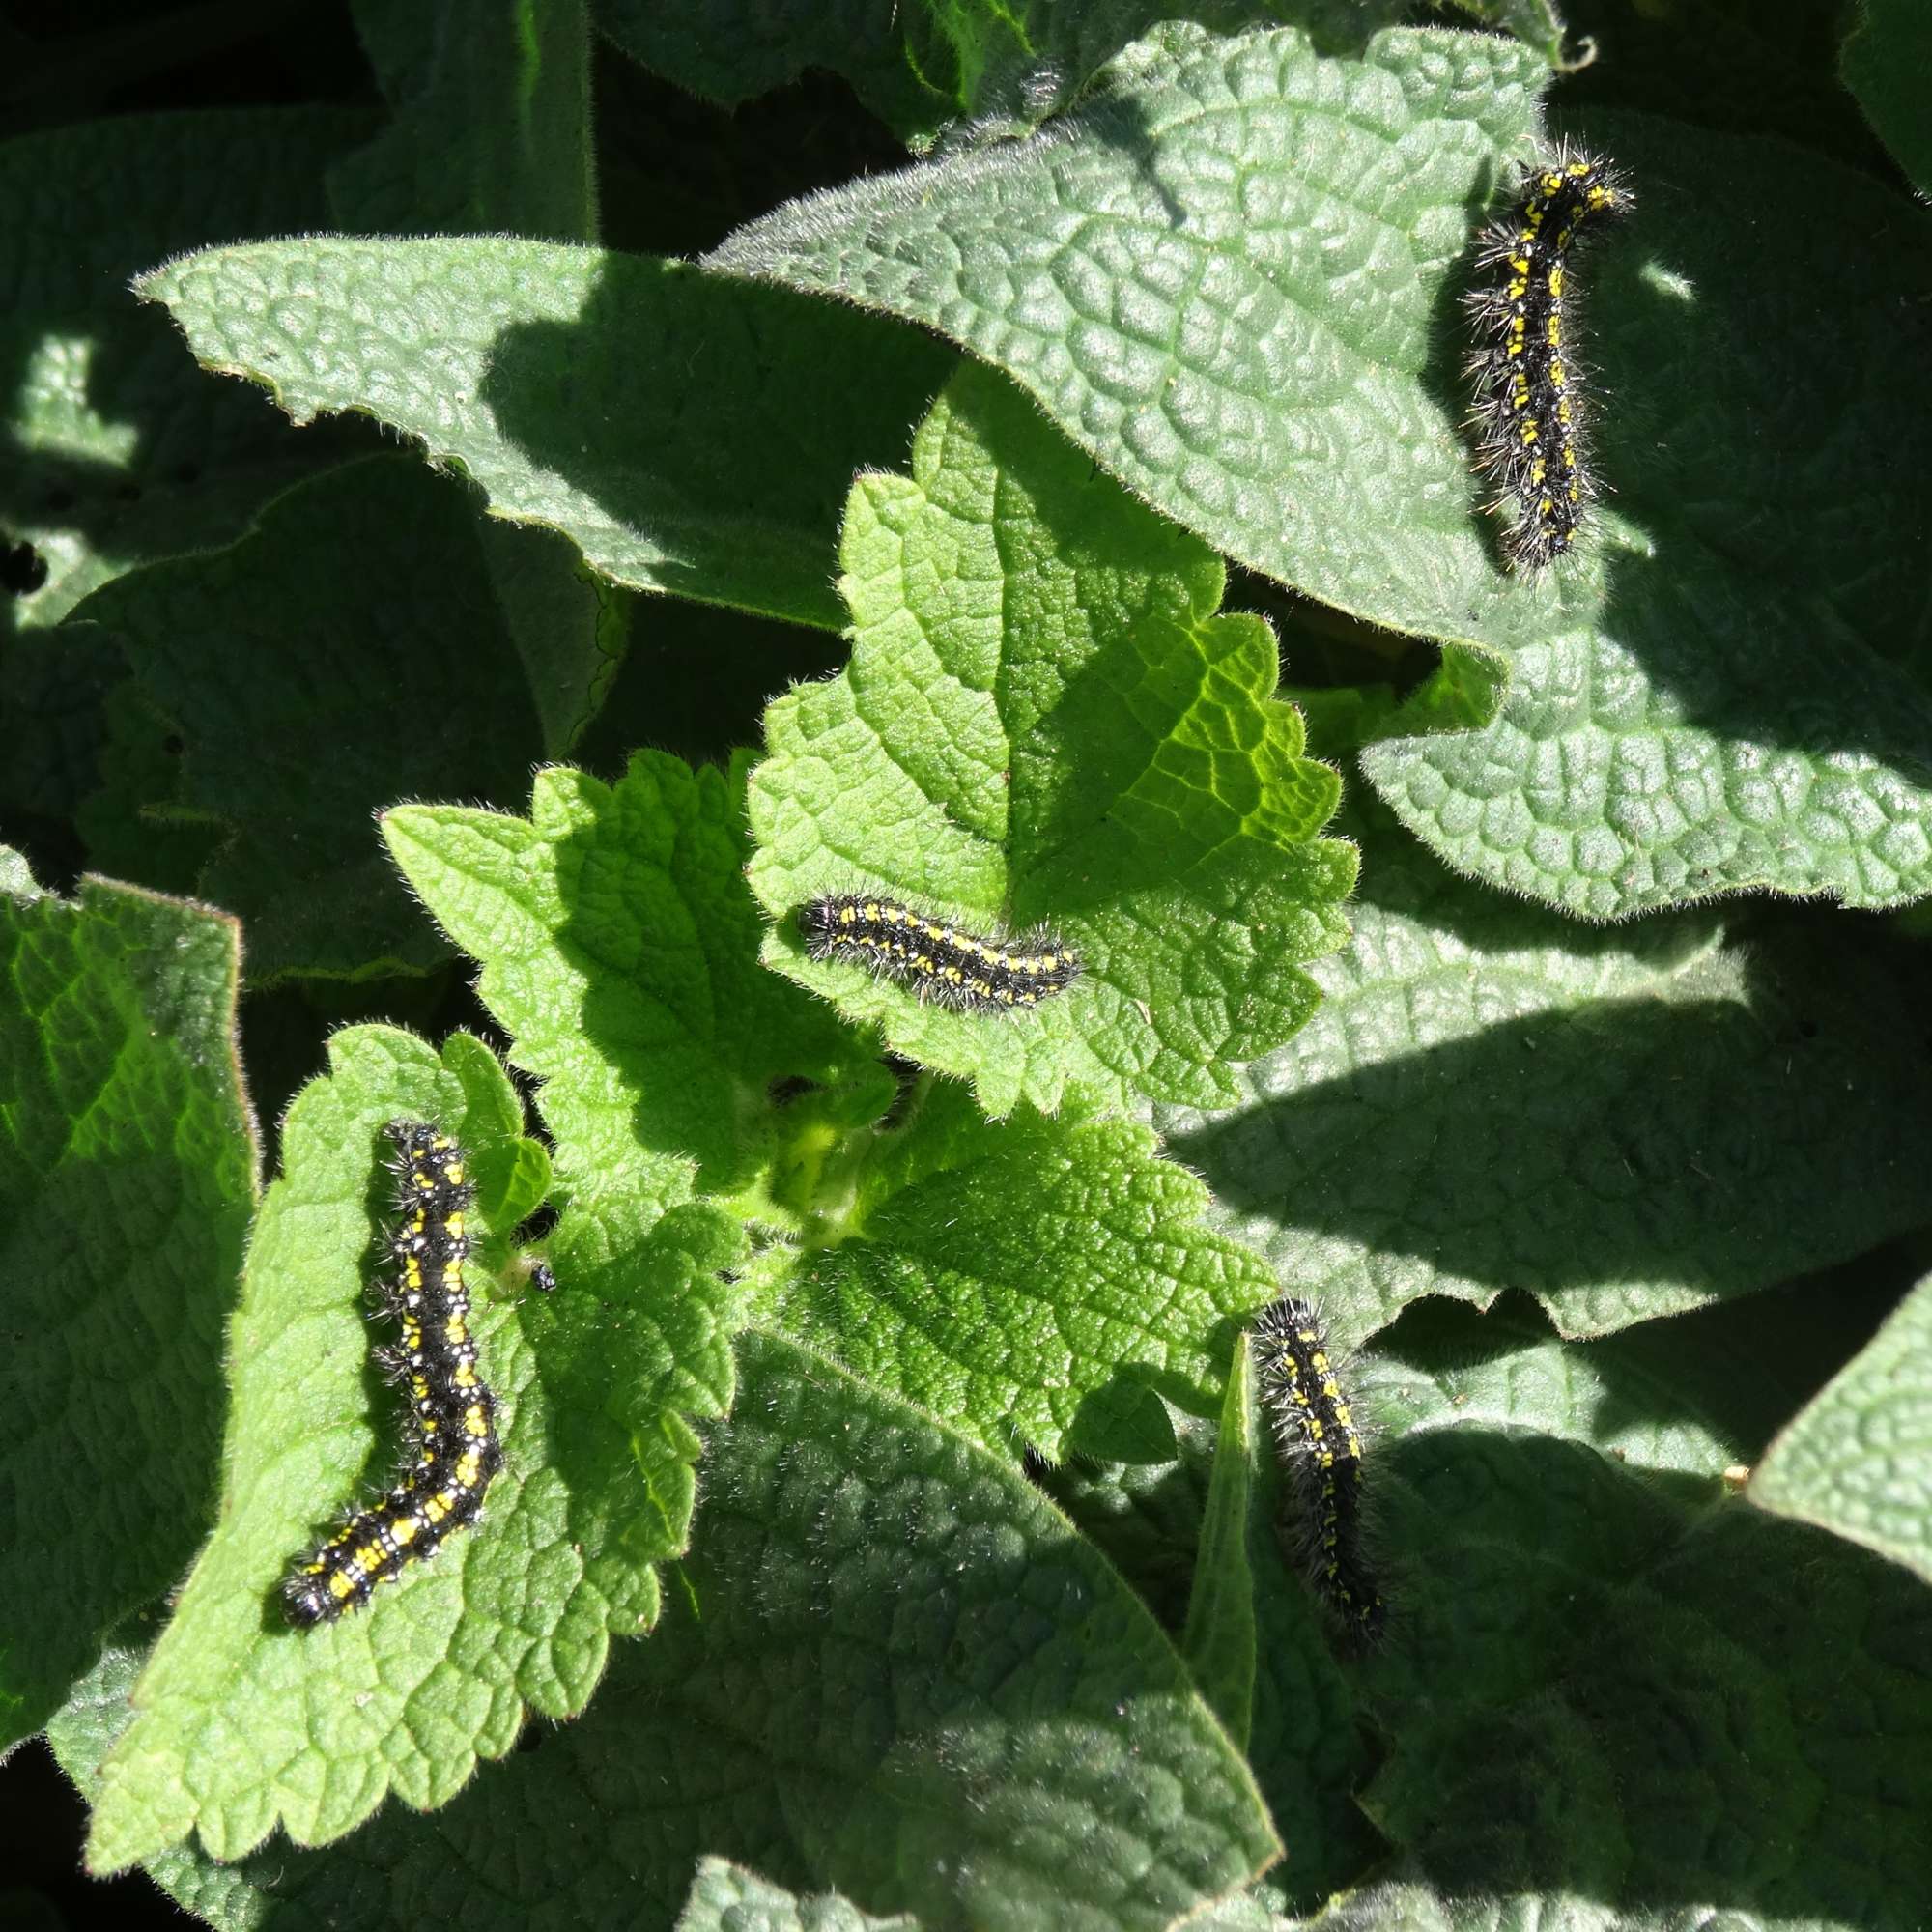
<box><xmin>0</xmin><ymin>856</ymin><xmax>256</xmax><ymax>1748</ymax></box>
<box><xmin>0</xmin><ymin>106</ymin><xmax>371</xmax><ymax>641</ymax></box>
<box><xmin>85</xmin><ymin>1023</ymin><xmax>745</xmax><ymax>1872</ymax></box>
<box><xmin>712</xmin><ymin>25</ymin><xmax>1932</xmax><ymax>915</ymax></box>
<box><xmin>676</xmin><ymin>1859</ymin><xmax>921</xmax><ymax>1932</ymax></box>
<box><xmin>1841</xmin><ymin>0</ymin><xmax>1932</xmax><ymax>193</ymax></box>
<box><xmin>753</xmin><ymin>1078</ymin><xmax>1276</xmax><ymax>1462</ymax></box>
<box><xmin>75</xmin><ymin>1333</ymin><xmax>1281</xmax><ymax>1930</ymax></box>
<box><xmin>1181</xmin><ymin>1342</ymin><xmax>1258</xmax><ymax>1749</ymax></box>
<box><xmin>1344</xmin><ymin>1296</ymin><xmax>1932</xmax><ymax>1930</ymax></box>
<box><xmin>68</xmin><ymin>456</ymin><xmax>552</xmax><ymax>981</ymax></box>
<box><xmin>748</xmin><ymin>363</ymin><xmax>1354</xmax><ymax>1117</ymax></box>
<box><xmin>1749</xmin><ymin>1268</ymin><xmax>1932</xmax><ymax>1588</ymax></box>
<box><xmin>478</xmin><ymin>519</ymin><xmax>633</xmax><ymax>760</ymax></box>
<box><xmin>1157</xmin><ymin>795</ymin><xmax>1932</xmax><ymax>1348</ymax></box>
<box><xmin>327</xmin><ymin>0</ymin><xmax>624</xmax><ymax>759</ymax></box>
<box><xmin>136</xmin><ymin>238</ymin><xmax>954</xmax><ymax>631</ymax></box>
<box><xmin>330</xmin><ymin>0</ymin><xmax>598</xmax><ymax>242</ymax></box>
<box><xmin>594</xmin><ymin>0</ymin><xmax>1415</xmax><ymax>151</ymax></box>
<box><xmin>47</xmin><ymin>1640</ymin><xmax>271</xmax><ymax>1932</ymax></box>
<box><xmin>1037</xmin><ymin>1408</ymin><xmax>1380</xmax><ymax>1912</ymax></box>
<box><xmin>384</xmin><ymin>751</ymin><xmax>886</xmax><ymax>1210</ymax></box>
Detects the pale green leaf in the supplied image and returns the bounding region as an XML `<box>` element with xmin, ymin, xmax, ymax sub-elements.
<box><xmin>85</xmin><ymin>1024</ymin><xmax>744</xmax><ymax>1872</ymax></box>
<box><xmin>1181</xmin><ymin>1342</ymin><xmax>1258</xmax><ymax>1749</ymax></box>
<box><xmin>384</xmin><ymin>753</ymin><xmax>892</xmax><ymax>1216</ymax></box>
<box><xmin>748</xmin><ymin>363</ymin><xmax>1354</xmax><ymax>1116</ymax></box>
<box><xmin>752</xmin><ymin>1078</ymin><xmax>1276</xmax><ymax>1462</ymax></box>
<box><xmin>711</xmin><ymin>24</ymin><xmax>1932</xmax><ymax>915</ymax></box>
<box><xmin>1157</xmin><ymin>797</ymin><xmax>1932</xmax><ymax>1347</ymax></box>
<box><xmin>675</xmin><ymin>1858</ymin><xmax>922</xmax><ymax>1931</ymax></box>
<box><xmin>136</xmin><ymin>239</ymin><xmax>953</xmax><ymax>630</ymax></box>
<box><xmin>1750</xmin><ymin>1268</ymin><xmax>1932</xmax><ymax>1588</ymax></box>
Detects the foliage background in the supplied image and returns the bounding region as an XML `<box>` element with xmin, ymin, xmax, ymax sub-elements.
<box><xmin>3</xmin><ymin>2</ymin><xmax>1930</xmax><ymax>1929</ymax></box>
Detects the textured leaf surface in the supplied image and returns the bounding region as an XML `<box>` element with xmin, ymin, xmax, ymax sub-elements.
<box><xmin>85</xmin><ymin>1025</ymin><xmax>743</xmax><ymax>1872</ymax></box>
<box><xmin>330</xmin><ymin>0</ymin><xmax>597</xmax><ymax>241</ymax></box>
<box><xmin>69</xmin><ymin>457</ymin><xmax>551</xmax><ymax>981</ymax></box>
<box><xmin>1349</xmin><ymin>1298</ymin><xmax>1932</xmax><ymax>1932</ymax></box>
<box><xmin>0</xmin><ymin>857</ymin><xmax>255</xmax><ymax>1748</ymax></box>
<box><xmin>1157</xmin><ymin>796</ymin><xmax>1932</xmax><ymax>1349</ymax></box>
<box><xmin>384</xmin><ymin>752</ymin><xmax>884</xmax><ymax>1213</ymax></box>
<box><xmin>753</xmin><ymin>1078</ymin><xmax>1276</xmax><ymax>1463</ymax></box>
<box><xmin>675</xmin><ymin>1860</ymin><xmax>920</xmax><ymax>1932</ymax></box>
<box><xmin>75</xmin><ymin>1334</ymin><xmax>1279</xmax><ymax>1930</ymax></box>
<box><xmin>1038</xmin><ymin>1415</ymin><xmax>1379</xmax><ymax>1913</ymax></box>
<box><xmin>748</xmin><ymin>364</ymin><xmax>1354</xmax><ymax>1116</ymax></box>
<box><xmin>48</xmin><ymin>1642</ymin><xmax>270</xmax><ymax>1932</ymax></box>
<box><xmin>0</xmin><ymin>106</ymin><xmax>369</xmax><ymax>643</ymax></box>
<box><xmin>713</xmin><ymin>25</ymin><xmax>1932</xmax><ymax>914</ymax></box>
<box><xmin>137</xmin><ymin>238</ymin><xmax>953</xmax><ymax>630</ymax></box>
<box><xmin>1750</xmin><ymin>1269</ymin><xmax>1932</xmax><ymax>1587</ymax></box>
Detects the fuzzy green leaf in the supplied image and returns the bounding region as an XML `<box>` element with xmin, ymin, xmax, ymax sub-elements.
<box><xmin>330</xmin><ymin>0</ymin><xmax>597</xmax><ymax>242</ymax></box>
<box><xmin>135</xmin><ymin>238</ymin><xmax>952</xmax><ymax>631</ymax></box>
<box><xmin>1039</xmin><ymin>1397</ymin><xmax>1380</xmax><ymax>1913</ymax></box>
<box><xmin>384</xmin><ymin>753</ymin><xmax>890</xmax><ymax>1215</ymax></box>
<box><xmin>0</xmin><ymin>106</ymin><xmax>370</xmax><ymax>644</ymax></box>
<box><xmin>47</xmin><ymin>1641</ymin><xmax>270</xmax><ymax>1932</ymax></box>
<box><xmin>676</xmin><ymin>1860</ymin><xmax>920</xmax><ymax>1932</ymax></box>
<box><xmin>72</xmin><ymin>1333</ymin><xmax>1281</xmax><ymax>1929</ymax></box>
<box><xmin>1157</xmin><ymin>796</ymin><xmax>1932</xmax><ymax>1349</ymax></box>
<box><xmin>712</xmin><ymin>24</ymin><xmax>1932</xmax><ymax>915</ymax></box>
<box><xmin>85</xmin><ymin>1024</ymin><xmax>744</xmax><ymax>1873</ymax></box>
<box><xmin>68</xmin><ymin>456</ymin><xmax>552</xmax><ymax>981</ymax></box>
<box><xmin>0</xmin><ymin>857</ymin><xmax>255</xmax><ymax>1748</ymax></box>
<box><xmin>1750</xmin><ymin>1268</ymin><xmax>1932</xmax><ymax>1588</ymax></box>
<box><xmin>748</xmin><ymin>363</ymin><xmax>1353</xmax><ymax>1116</ymax></box>
<box><xmin>753</xmin><ymin>1078</ymin><xmax>1276</xmax><ymax>1463</ymax></box>
<box><xmin>1345</xmin><ymin>1297</ymin><xmax>1932</xmax><ymax>1930</ymax></box>
<box><xmin>1840</xmin><ymin>0</ymin><xmax>1932</xmax><ymax>194</ymax></box>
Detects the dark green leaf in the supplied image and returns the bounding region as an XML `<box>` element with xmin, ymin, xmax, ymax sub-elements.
<box><xmin>0</xmin><ymin>106</ymin><xmax>372</xmax><ymax>643</ymax></box>
<box><xmin>0</xmin><ymin>856</ymin><xmax>255</xmax><ymax>1748</ymax></box>
<box><xmin>331</xmin><ymin>0</ymin><xmax>598</xmax><ymax>241</ymax></box>
<box><xmin>68</xmin><ymin>457</ymin><xmax>554</xmax><ymax>981</ymax></box>
<box><xmin>1158</xmin><ymin>797</ymin><xmax>1932</xmax><ymax>1347</ymax></box>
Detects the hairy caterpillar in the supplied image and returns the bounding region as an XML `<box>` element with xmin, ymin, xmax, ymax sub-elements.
<box><xmin>797</xmin><ymin>895</ymin><xmax>1080</xmax><ymax>1013</ymax></box>
<box><xmin>1466</xmin><ymin>148</ymin><xmax>1633</xmax><ymax>569</ymax></box>
<box><xmin>1251</xmin><ymin>1295</ymin><xmax>1384</xmax><ymax>1648</ymax></box>
<box><xmin>283</xmin><ymin>1122</ymin><xmax>503</xmax><ymax>1626</ymax></box>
